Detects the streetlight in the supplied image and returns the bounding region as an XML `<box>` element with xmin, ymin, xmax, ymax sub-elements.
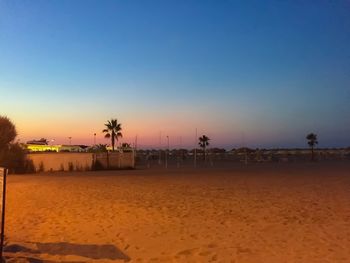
<box><xmin>94</xmin><ymin>133</ymin><xmax>96</xmax><ymax>145</ymax></box>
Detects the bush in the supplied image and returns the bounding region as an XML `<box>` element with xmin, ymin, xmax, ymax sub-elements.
<box><xmin>68</xmin><ymin>162</ymin><xmax>74</xmax><ymax>171</ymax></box>
<box><xmin>38</xmin><ymin>161</ymin><xmax>45</xmax><ymax>172</ymax></box>
<box><xmin>0</xmin><ymin>116</ymin><xmax>34</xmax><ymax>173</ymax></box>
<box><xmin>0</xmin><ymin>143</ymin><xmax>31</xmax><ymax>173</ymax></box>
<box><xmin>24</xmin><ymin>159</ymin><xmax>35</xmax><ymax>173</ymax></box>
<box><xmin>92</xmin><ymin>159</ymin><xmax>104</xmax><ymax>170</ymax></box>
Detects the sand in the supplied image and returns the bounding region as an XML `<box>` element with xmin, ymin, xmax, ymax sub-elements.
<box><xmin>3</xmin><ymin>162</ymin><xmax>350</xmax><ymax>262</ymax></box>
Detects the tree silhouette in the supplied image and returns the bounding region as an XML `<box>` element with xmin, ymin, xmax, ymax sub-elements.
<box><xmin>102</xmin><ymin>119</ymin><xmax>122</xmax><ymax>151</ymax></box>
<box><xmin>306</xmin><ymin>133</ymin><xmax>318</xmax><ymax>161</ymax></box>
<box><xmin>198</xmin><ymin>135</ymin><xmax>210</xmax><ymax>160</ymax></box>
<box><xmin>93</xmin><ymin>144</ymin><xmax>108</xmax><ymax>152</ymax></box>
<box><xmin>0</xmin><ymin>116</ymin><xmax>29</xmax><ymax>173</ymax></box>
<box><xmin>0</xmin><ymin>116</ymin><xmax>17</xmax><ymax>150</ymax></box>
<box><xmin>121</xmin><ymin>143</ymin><xmax>131</xmax><ymax>148</ymax></box>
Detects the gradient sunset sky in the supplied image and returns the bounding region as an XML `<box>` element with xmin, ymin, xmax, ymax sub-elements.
<box><xmin>1</xmin><ymin>0</ymin><xmax>349</xmax><ymax>149</ymax></box>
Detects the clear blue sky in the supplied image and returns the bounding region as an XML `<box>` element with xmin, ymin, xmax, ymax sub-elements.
<box><xmin>0</xmin><ymin>0</ymin><xmax>349</xmax><ymax>148</ymax></box>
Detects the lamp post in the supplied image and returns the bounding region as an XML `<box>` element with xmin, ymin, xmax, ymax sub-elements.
<box><xmin>94</xmin><ymin>133</ymin><xmax>96</xmax><ymax>145</ymax></box>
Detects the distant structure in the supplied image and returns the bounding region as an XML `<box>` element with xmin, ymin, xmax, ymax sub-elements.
<box><xmin>26</xmin><ymin>138</ymin><xmax>48</xmax><ymax>145</ymax></box>
<box><xmin>24</xmin><ymin>139</ymin><xmax>88</xmax><ymax>152</ymax></box>
<box><xmin>25</xmin><ymin>144</ymin><xmax>60</xmax><ymax>152</ymax></box>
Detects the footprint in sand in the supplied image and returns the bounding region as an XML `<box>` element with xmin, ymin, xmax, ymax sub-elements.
<box><xmin>198</xmin><ymin>250</ymin><xmax>211</xmax><ymax>256</ymax></box>
<box><xmin>207</xmin><ymin>243</ymin><xmax>217</xmax><ymax>248</ymax></box>
<box><xmin>210</xmin><ymin>254</ymin><xmax>218</xmax><ymax>261</ymax></box>
<box><xmin>176</xmin><ymin>247</ymin><xmax>199</xmax><ymax>256</ymax></box>
<box><xmin>237</xmin><ymin>246</ymin><xmax>252</xmax><ymax>254</ymax></box>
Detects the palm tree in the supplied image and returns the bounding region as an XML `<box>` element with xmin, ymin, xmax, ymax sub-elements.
<box><xmin>198</xmin><ymin>135</ymin><xmax>210</xmax><ymax>160</ymax></box>
<box><xmin>306</xmin><ymin>133</ymin><xmax>318</xmax><ymax>161</ymax></box>
<box><xmin>102</xmin><ymin>119</ymin><xmax>122</xmax><ymax>151</ymax></box>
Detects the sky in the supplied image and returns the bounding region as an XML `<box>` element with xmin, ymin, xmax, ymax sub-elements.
<box><xmin>0</xmin><ymin>0</ymin><xmax>349</xmax><ymax>149</ymax></box>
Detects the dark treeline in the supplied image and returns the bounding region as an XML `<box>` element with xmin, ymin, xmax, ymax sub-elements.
<box><xmin>135</xmin><ymin>147</ymin><xmax>350</xmax><ymax>166</ymax></box>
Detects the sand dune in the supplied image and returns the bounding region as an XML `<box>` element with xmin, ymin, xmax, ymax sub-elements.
<box><xmin>4</xmin><ymin>162</ymin><xmax>350</xmax><ymax>262</ymax></box>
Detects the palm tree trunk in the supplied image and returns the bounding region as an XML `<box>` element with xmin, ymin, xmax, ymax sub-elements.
<box><xmin>112</xmin><ymin>133</ymin><xmax>115</xmax><ymax>151</ymax></box>
<box><xmin>311</xmin><ymin>146</ymin><xmax>314</xmax><ymax>161</ymax></box>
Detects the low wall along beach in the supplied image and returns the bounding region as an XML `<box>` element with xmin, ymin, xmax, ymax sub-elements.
<box><xmin>94</xmin><ymin>152</ymin><xmax>135</xmax><ymax>169</ymax></box>
<box><xmin>27</xmin><ymin>152</ymin><xmax>135</xmax><ymax>172</ymax></box>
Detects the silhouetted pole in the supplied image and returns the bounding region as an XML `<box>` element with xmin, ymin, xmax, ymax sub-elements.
<box><xmin>165</xmin><ymin>136</ymin><xmax>169</xmax><ymax>168</ymax></box>
<box><xmin>177</xmin><ymin>136</ymin><xmax>182</xmax><ymax>168</ymax></box>
<box><xmin>242</xmin><ymin>132</ymin><xmax>247</xmax><ymax>165</ymax></box>
<box><xmin>180</xmin><ymin>136</ymin><xmax>184</xmax><ymax>163</ymax></box>
<box><xmin>106</xmin><ymin>150</ymin><xmax>110</xmax><ymax>169</ymax></box>
<box><xmin>194</xmin><ymin>128</ymin><xmax>197</xmax><ymax>168</ymax></box>
<box><xmin>68</xmin><ymin>137</ymin><xmax>72</xmax><ymax>145</ymax></box>
<box><xmin>94</xmin><ymin>133</ymin><xmax>96</xmax><ymax>145</ymax></box>
<box><xmin>0</xmin><ymin>168</ymin><xmax>8</xmax><ymax>262</ymax></box>
<box><xmin>134</xmin><ymin>135</ymin><xmax>138</xmax><ymax>167</ymax></box>
<box><xmin>158</xmin><ymin>131</ymin><xmax>162</xmax><ymax>165</ymax></box>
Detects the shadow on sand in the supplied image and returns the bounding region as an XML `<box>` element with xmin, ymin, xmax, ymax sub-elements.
<box><xmin>4</xmin><ymin>242</ymin><xmax>130</xmax><ymax>262</ymax></box>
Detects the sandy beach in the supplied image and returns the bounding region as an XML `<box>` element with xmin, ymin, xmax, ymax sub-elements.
<box><xmin>4</xmin><ymin>162</ymin><xmax>350</xmax><ymax>262</ymax></box>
